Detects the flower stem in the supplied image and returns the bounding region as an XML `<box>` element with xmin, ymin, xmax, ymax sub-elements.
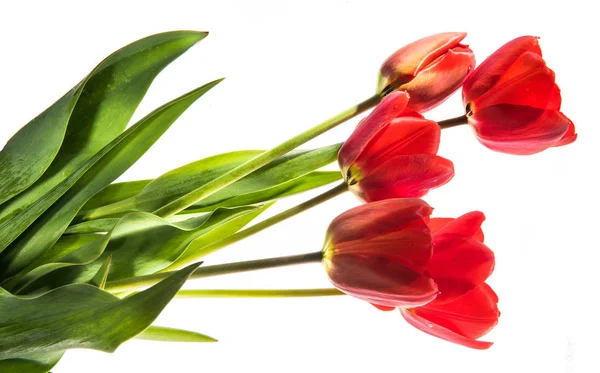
<box><xmin>176</xmin><ymin>288</ymin><xmax>345</xmax><ymax>298</ymax></box>
<box><xmin>104</xmin><ymin>251</ymin><xmax>324</xmax><ymax>293</ymax></box>
<box><xmin>437</xmin><ymin>114</ymin><xmax>468</xmax><ymax>129</ymax></box>
<box><xmin>166</xmin><ymin>182</ymin><xmax>348</xmax><ymax>271</ymax></box>
<box><xmin>153</xmin><ymin>94</ymin><xmax>382</xmax><ymax>218</ymax></box>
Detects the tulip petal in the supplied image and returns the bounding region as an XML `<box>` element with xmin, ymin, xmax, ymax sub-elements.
<box><xmin>372</xmin><ymin>304</ymin><xmax>397</xmax><ymax>312</ymax></box>
<box><xmin>427</xmin><ymin>235</ymin><xmax>495</xmax><ymax>303</ymax></box>
<box><xmin>335</xmin><ymin>218</ymin><xmax>433</xmax><ymax>272</ymax></box>
<box><xmin>357</xmin><ymin>118</ymin><xmax>441</xmax><ymax>172</ymax></box>
<box><xmin>474</xmin><ymin>53</ymin><xmax>557</xmax><ymax>111</ymax></box>
<box><xmin>429</xmin><ymin>211</ymin><xmax>485</xmax><ymax>242</ymax></box>
<box><xmin>357</xmin><ymin>154</ymin><xmax>454</xmax><ymax>201</ymax></box>
<box><xmin>401</xmin><ymin>46</ymin><xmax>476</xmax><ymax>112</ymax></box>
<box><xmin>339</xmin><ymin>92</ymin><xmax>411</xmax><ymax>170</ymax></box>
<box><xmin>327</xmin><ymin>199</ymin><xmax>432</xmax><ymax>244</ymax></box>
<box><xmin>470</xmin><ymin>105</ymin><xmax>571</xmax><ymax>155</ymax></box>
<box><xmin>379</xmin><ymin>32</ymin><xmax>468</xmax><ymax>89</ymax></box>
<box><xmin>463</xmin><ymin>36</ymin><xmax>541</xmax><ymax>103</ymax></box>
<box><xmin>400</xmin><ymin>283</ymin><xmax>499</xmax><ymax>349</ymax></box>
<box><xmin>328</xmin><ymin>253</ymin><xmax>439</xmax><ymax>308</ymax></box>
<box><xmin>553</xmin><ymin>117</ymin><xmax>577</xmax><ymax>147</ymax></box>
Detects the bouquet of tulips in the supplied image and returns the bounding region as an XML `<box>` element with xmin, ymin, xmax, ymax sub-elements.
<box><xmin>0</xmin><ymin>31</ymin><xmax>576</xmax><ymax>372</ymax></box>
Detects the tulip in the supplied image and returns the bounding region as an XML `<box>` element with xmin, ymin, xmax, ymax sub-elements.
<box><xmin>338</xmin><ymin>91</ymin><xmax>454</xmax><ymax>202</ymax></box>
<box><xmin>403</xmin><ymin>212</ymin><xmax>498</xmax><ymax>349</ymax></box>
<box><xmin>378</xmin><ymin>32</ymin><xmax>475</xmax><ymax>112</ymax></box>
<box><xmin>322</xmin><ymin>201</ymin><xmax>496</xmax><ymax>313</ymax></box>
<box><xmin>462</xmin><ymin>36</ymin><xmax>577</xmax><ymax>155</ymax></box>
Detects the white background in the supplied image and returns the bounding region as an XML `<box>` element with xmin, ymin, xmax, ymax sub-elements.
<box><xmin>1</xmin><ymin>1</ymin><xmax>598</xmax><ymax>372</ymax></box>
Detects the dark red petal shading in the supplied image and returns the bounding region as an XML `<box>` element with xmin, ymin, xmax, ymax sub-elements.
<box><xmin>400</xmin><ymin>283</ymin><xmax>499</xmax><ymax>349</ymax></box>
<box><xmin>470</xmin><ymin>105</ymin><xmax>571</xmax><ymax>155</ymax></box>
<box><xmin>429</xmin><ymin>211</ymin><xmax>485</xmax><ymax>242</ymax></box>
<box><xmin>553</xmin><ymin>117</ymin><xmax>577</xmax><ymax>147</ymax></box>
<box><xmin>328</xmin><ymin>253</ymin><xmax>439</xmax><ymax>308</ymax></box>
<box><xmin>372</xmin><ymin>304</ymin><xmax>397</xmax><ymax>311</ymax></box>
<box><xmin>357</xmin><ymin>118</ymin><xmax>441</xmax><ymax>171</ymax></box>
<box><xmin>427</xmin><ymin>235</ymin><xmax>495</xmax><ymax>303</ymax></box>
<box><xmin>338</xmin><ymin>92</ymin><xmax>410</xmax><ymax>169</ymax></box>
<box><xmin>463</xmin><ymin>36</ymin><xmax>541</xmax><ymax>103</ymax></box>
<box><xmin>327</xmin><ymin>199</ymin><xmax>433</xmax><ymax>245</ymax></box>
<box><xmin>357</xmin><ymin>154</ymin><xmax>454</xmax><ymax>201</ymax></box>
<box><xmin>402</xmin><ymin>46</ymin><xmax>476</xmax><ymax>113</ymax></box>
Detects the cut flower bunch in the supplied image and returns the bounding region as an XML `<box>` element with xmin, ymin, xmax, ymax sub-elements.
<box><xmin>0</xmin><ymin>31</ymin><xmax>576</xmax><ymax>372</ymax></box>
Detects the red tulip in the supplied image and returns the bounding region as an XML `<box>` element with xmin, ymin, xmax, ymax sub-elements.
<box><xmin>322</xmin><ymin>199</ymin><xmax>438</xmax><ymax>308</ymax></box>
<box><xmin>462</xmin><ymin>36</ymin><xmax>577</xmax><ymax>155</ymax></box>
<box><xmin>401</xmin><ymin>212</ymin><xmax>498</xmax><ymax>349</ymax></box>
<box><xmin>322</xmin><ymin>201</ymin><xmax>496</xmax><ymax>315</ymax></box>
<box><xmin>378</xmin><ymin>32</ymin><xmax>475</xmax><ymax>112</ymax></box>
<box><xmin>338</xmin><ymin>92</ymin><xmax>454</xmax><ymax>202</ymax></box>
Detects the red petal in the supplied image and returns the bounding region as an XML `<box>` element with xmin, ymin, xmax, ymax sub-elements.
<box><xmin>400</xmin><ymin>283</ymin><xmax>499</xmax><ymax>349</ymax></box>
<box><xmin>356</xmin><ymin>154</ymin><xmax>454</xmax><ymax>201</ymax></box>
<box><xmin>379</xmin><ymin>32</ymin><xmax>468</xmax><ymax>87</ymax></box>
<box><xmin>372</xmin><ymin>303</ymin><xmax>397</xmax><ymax>311</ymax></box>
<box><xmin>356</xmin><ymin>118</ymin><xmax>441</xmax><ymax>172</ymax></box>
<box><xmin>463</xmin><ymin>36</ymin><xmax>541</xmax><ymax>104</ymax></box>
<box><xmin>470</xmin><ymin>105</ymin><xmax>571</xmax><ymax>155</ymax></box>
<box><xmin>402</xmin><ymin>46</ymin><xmax>476</xmax><ymax>113</ymax></box>
<box><xmin>328</xmin><ymin>253</ymin><xmax>439</xmax><ymax>308</ymax></box>
<box><xmin>339</xmin><ymin>92</ymin><xmax>411</xmax><ymax>170</ymax></box>
<box><xmin>553</xmin><ymin>116</ymin><xmax>577</xmax><ymax>147</ymax></box>
<box><xmin>427</xmin><ymin>235</ymin><xmax>495</xmax><ymax>303</ymax></box>
<box><xmin>327</xmin><ymin>199</ymin><xmax>433</xmax><ymax>245</ymax></box>
<box><xmin>473</xmin><ymin>53</ymin><xmax>557</xmax><ymax>111</ymax></box>
<box><xmin>429</xmin><ymin>211</ymin><xmax>485</xmax><ymax>242</ymax></box>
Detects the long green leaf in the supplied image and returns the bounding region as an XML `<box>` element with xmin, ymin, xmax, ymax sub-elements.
<box><xmin>0</xmin><ymin>79</ymin><xmax>223</xmax><ymax>279</ymax></box>
<box><xmin>0</xmin><ymin>263</ymin><xmax>200</xmax><ymax>359</ymax></box>
<box><xmin>81</xmin><ymin>180</ymin><xmax>152</xmax><ymax>211</ymax></box>
<box><xmin>0</xmin><ymin>31</ymin><xmax>206</xmax><ymax>211</ymax></box>
<box><xmin>136</xmin><ymin>326</ymin><xmax>217</xmax><ymax>343</ymax></box>
<box><xmin>12</xmin><ymin>205</ymin><xmax>268</xmax><ymax>294</ymax></box>
<box><xmin>79</xmin><ymin>143</ymin><xmax>341</xmax><ymax>221</ymax></box>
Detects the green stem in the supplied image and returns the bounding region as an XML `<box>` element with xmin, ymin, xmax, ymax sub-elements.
<box><xmin>176</xmin><ymin>288</ymin><xmax>345</xmax><ymax>298</ymax></box>
<box><xmin>438</xmin><ymin>114</ymin><xmax>468</xmax><ymax>129</ymax></box>
<box><xmin>166</xmin><ymin>182</ymin><xmax>348</xmax><ymax>271</ymax></box>
<box><xmin>154</xmin><ymin>94</ymin><xmax>382</xmax><ymax>218</ymax></box>
<box><xmin>105</xmin><ymin>251</ymin><xmax>324</xmax><ymax>293</ymax></box>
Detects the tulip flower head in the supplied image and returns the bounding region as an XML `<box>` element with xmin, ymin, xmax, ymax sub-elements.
<box><xmin>378</xmin><ymin>32</ymin><xmax>475</xmax><ymax>112</ymax></box>
<box><xmin>338</xmin><ymin>92</ymin><xmax>454</xmax><ymax>202</ymax></box>
<box><xmin>322</xmin><ymin>200</ymin><xmax>498</xmax><ymax>349</ymax></box>
<box><xmin>462</xmin><ymin>36</ymin><xmax>577</xmax><ymax>155</ymax></box>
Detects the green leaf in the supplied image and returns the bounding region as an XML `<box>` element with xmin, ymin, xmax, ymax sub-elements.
<box><xmin>0</xmin><ymin>79</ymin><xmax>223</xmax><ymax>279</ymax></box>
<box><xmin>0</xmin><ymin>350</ymin><xmax>65</xmax><ymax>373</ymax></box>
<box><xmin>78</xmin><ymin>143</ymin><xmax>341</xmax><ymax>221</ymax></box>
<box><xmin>0</xmin><ymin>31</ymin><xmax>207</xmax><ymax>215</ymax></box>
<box><xmin>136</xmin><ymin>326</ymin><xmax>217</xmax><ymax>343</ymax></box>
<box><xmin>182</xmin><ymin>170</ymin><xmax>341</xmax><ymax>214</ymax></box>
<box><xmin>81</xmin><ymin>180</ymin><xmax>152</xmax><ymax>211</ymax></box>
<box><xmin>64</xmin><ymin>218</ymin><xmax>121</xmax><ymax>234</ymax></box>
<box><xmin>0</xmin><ymin>263</ymin><xmax>201</xmax><ymax>359</ymax></box>
<box><xmin>89</xmin><ymin>255</ymin><xmax>112</xmax><ymax>289</ymax></box>
<box><xmin>12</xmin><ymin>205</ymin><xmax>268</xmax><ymax>294</ymax></box>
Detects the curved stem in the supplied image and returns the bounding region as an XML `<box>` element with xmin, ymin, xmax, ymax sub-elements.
<box><xmin>166</xmin><ymin>182</ymin><xmax>348</xmax><ymax>271</ymax></box>
<box><xmin>105</xmin><ymin>251</ymin><xmax>323</xmax><ymax>293</ymax></box>
<box><xmin>438</xmin><ymin>114</ymin><xmax>468</xmax><ymax>129</ymax></box>
<box><xmin>176</xmin><ymin>288</ymin><xmax>345</xmax><ymax>298</ymax></box>
<box><xmin>154</xmin><ymin>94</ymin><xmax>382</xmax><ymax>218</ymax></box>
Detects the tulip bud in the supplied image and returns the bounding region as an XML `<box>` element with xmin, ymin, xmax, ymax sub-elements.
<box><xmin>338</xmin><ymin>92</ymin><xmax>454</xmax><ymax>202</ymax></box>
<box><xmin>462</xmin><ymin>36</ymin><xmax>577</xmax><ymax>155</ymax></box>
<box><xmin>378</xmin><ymin>32</ymin><xmax>475</xmax><ymax>112</ymax></box>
